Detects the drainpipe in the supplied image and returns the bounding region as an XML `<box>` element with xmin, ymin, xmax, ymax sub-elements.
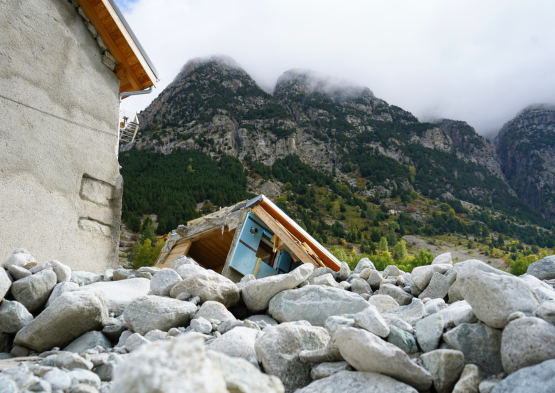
<box><xmin>117</xmin><ymin>86</ymin><xmax>154</xmax><ymax>156</ymax></box>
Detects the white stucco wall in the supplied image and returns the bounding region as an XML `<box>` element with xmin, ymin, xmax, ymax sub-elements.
<box><xmin>0</xmin><ymin>0</ymin><xmax>123</xmax><ymax>272</ymax></box>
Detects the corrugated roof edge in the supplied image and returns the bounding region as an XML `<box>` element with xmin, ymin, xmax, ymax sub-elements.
<box><xmin>107</xmin><ymin>0</ymin><xmax>159</xmax><ymax>80</ymax></box>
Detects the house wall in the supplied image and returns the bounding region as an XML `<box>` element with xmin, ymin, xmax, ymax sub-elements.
<box><xmin>0</xmin><ymin>0</ymin><xmax>122</xmax><ymax>272</ymax></box>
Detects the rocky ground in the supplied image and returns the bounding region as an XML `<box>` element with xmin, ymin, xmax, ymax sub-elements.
<box><xmin>1</xmin><ymin>249</ymin><xmax>555</xmax><ymax>392</ymax></box>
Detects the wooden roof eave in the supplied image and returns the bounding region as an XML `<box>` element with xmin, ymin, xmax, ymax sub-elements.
<box><xmin>77</xmin><ymin>0</ymin><xmax>158</xmax><ymax>94</ymax></box>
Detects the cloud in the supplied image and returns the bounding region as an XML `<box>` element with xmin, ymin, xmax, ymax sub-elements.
<box><xmin>117</xmin><ymin>0</ymin><xmax>555</xmax><ymax>138</ymax></box>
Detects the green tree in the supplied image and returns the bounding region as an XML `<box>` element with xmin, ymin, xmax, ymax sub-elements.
<box><xmin>379</xmin><ymin>237</ymin><xmax>389</xmax><ymax>252</ymax></box>
<box><xmin>393</xmin><ymin>239</ymin><xmax>409</xmax><ymax>261</ymax></box>
<box><xmin>340</xmin><ymin>203</ymin><xmax>347</xmax><ymax>213</ymax></box>
<box><xmin>126</xmin><ymin>242</ymin><xmax>140</xmax><ymax>264</ymax></box>
<box><xmin>141</xmin><ymin>220</ymin><xmax>156</xmax><ymax>245</ymax></box>
<box><xmin>510</xmin><ymin>254</ymin><xmax>531</xmax><ymax>276</ymax></box>
<box><xmin>134</xmin><ymin>239</ymin><xmax>153</xmax><ymax>269</ymax></box>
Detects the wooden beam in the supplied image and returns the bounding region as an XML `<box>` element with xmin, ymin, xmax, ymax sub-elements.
<box><xmin>251</xmin><ymin>205</ymin><xmax>318</xmax><ymax>268</ymax></box>
<box><xmin>156</xmin><ymin>239</ymin><xmax>191</xmax><ymax>268</ymax></box>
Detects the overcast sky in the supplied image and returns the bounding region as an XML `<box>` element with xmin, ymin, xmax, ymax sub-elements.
<box><xmin>116</xmin><ymin>0</ymin><xmax>555</xmax><ymax>139</ymax></box>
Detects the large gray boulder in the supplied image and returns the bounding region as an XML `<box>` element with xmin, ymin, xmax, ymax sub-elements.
<box><xmin>501</xmin><ymin>317</ymin><xmax>555</xmax><ymax>374</ymax></box>
<box><xmin>297</xmin><ymin>370</ymin><xmax>418</xmax><ymax>393</ymax></box>
<box><xmin>124</xmin><ymin>296</ymin><xmax>197</xmax><ymax>335</ymax></box>
<box><xmin>0</xmin><ymin>299</ymin><xmax>33</xmax><ymax>333</ymax></box>
<box><xmin>387</xmin><ymin>325</ymin><xmax>419</xmax><ymax>354</ymax></box>
<box><xmin>350</xmin><ymin>278</ymin><xmax>372</xmax><ymax>296</ymax></box>
<box><xmin>207</xmin><ymin>326</ymin><xmax>261</xmax><ymax>362</ymax></box>
<box><xmin>335</xmin><ymin>326</ymin><xmax>432</xmax><ymax>391</ymax></box>
<box><xmin>150</xmin><ymin>268</ymin><xmax>182</xmax><ymax>297</ymax></box>
<box><xmin>379</xmin><ymin>284</ymin><xmax>413</xmax><ymax>306</ymax></box>
<box><xmin>418</xmin><ymin>272</ymin><xmax>450</xmax><ymax>300</ymax></box>
<box><xmin>310</xmin><ymin>361</ymin><xmax>352</xmax><ymax>380</ymax></box>
<box><xmin>452</xmin><ymin>364</ymin><xmax>483</xmax><ymax>393</ymax></box>
<box><xmin>368</xmin><ymin>294</ymin><xmax>399</xmax><ymax>313</ymax></box>
<box><xmin>382</xmin><ymin>299</ymin><xmax>426</xmax><ymax>327</ymax></box>
<box><xmin>491</xmin><ymin>359</ymin><xmax>555</xmax><ymax>393</ymax></box>
<box><xmin>535</xmin><ymin>300</ymin><xmax>555</xmax><ymax>324</ymax></box>
<box><xmin>527</xmin><ymin>256</ymin><xmax>555</xmax><ymax>280</ymax></box>
<box><xmin>313</xmin><ymin>273</ymin><xmax>340</xmax><ymax>288</ymax></box>
<box><xmin>11</xmin><ymin>269</ymin><xmax>57</xmax><ymax>311</ymax></box>
<box><xmin>353</xmin><ymin>258</ymin><xmax>375</xmax><ymax>274</ymax></box>
<box><xmin>71</xmin><ymin>271</ymin><xmax>102</xmax><ymax>285</ymax></box>
<box><xmin>411</xmin><ymin>264</ymin><xmax>452</xmax><ymax>291</ymax></box>
<box><xmin>111</xmin><ymin>333</ymin><xmax>227</xmax><ymax>393</ymax></box>
<box><xmin>2</xmin><ymin>249</ymin><xmax>35</xmax><ymax>268</ymax></box>
<box><xmin>338</xmin><ymin>262</ymin><xmax>350</xmax><ymax>281</ymax></box>
<box><xmin>172</xmin><ymin>270</ymin><xmax>239</xmax><ymax>308</ymax></box>
<box><xmin>421</xmin><ymin>349</ymin><xmax>465</xmax><ymax>393</ymax></box>
<box><xmin>7</xmin><ymin>265</ymin><xmax>31</xmax><ymax>280</ymax></box>
<box><xmin>521</xmin><ymin>274</ymin><xmax>555</xmax><ymax>302</ymax></box>
<box><xmin>415</xmin><ymin>313</ymin><xmax>444</xmax><ymax>352</ymax></box>
<box><xmin>49</xmin><ymin>260</ymin><xmax>71</xmax><ymax>283</ymax></box>
<box><xmin>175</xmin><ymin>264</ymin><xmax>205</xmax><ymax>280</ymax></box>
<box><xmin>443</xmin><ymin>322</ymin><xmax>503</xmax><ymax>376</ymax></box>
<box><xmin>458</xmin><ymin>270</ymin><xmax>539</xmax><ymax>328</ymax></box>
<box><xmin>255</xmin><ymin>322</ymin><xmax>330</xmax><ymax>393</ymax></box>
<box><xmin>436</xmin><ymin>300</ymin><xmax>477</xmax><ymax>327</ymax></box>
<box><xmin>269</xmin><ymin>285</ymin><xmax>371</xmax><ymax>326</ymax></box>
<box><xmin>353</xmin><ymin>305</ymin><xmax>389</xmax><ymax>338</ymax></box>
<box><xmin>14</xmin><ymin>291</ymin><xmax>108</xmax><ymax>352</ymax></box>
<box><xmin>0</xmin><ymin>268</ymin><xmax>11</xmax><ymax>300</ymax></box>
<box><xmin>193</xmin><ymin>301</ymin><xmax>236</xmax><ymax>323</ymax></box>
<box><xmin>242</xmin><ymin>264</ymin><xmax>314</xmax><ymax>312</ymax></box>
<box><xmin>77</xmin><ymin>278</ymin><xmax>150</xmax><ymax>316</ymax></box>
<box><xmin>432</xmin><ymin>253</ymin><xmax>453</xmax><ymax>265</ymax></box>
<box><xmin>63</xmin><ymin>331</ymin><xmax>112</xmax><ymax>353</ymax></box>
<box><xmin>207</xmin><ymin>350</ymin><xmax>284</xmax><ymax>393</ymax></box>
<box><xmin>45</xmin><ymin>281</ymin><xmax>79</xmax><ymax>307</ymax></box>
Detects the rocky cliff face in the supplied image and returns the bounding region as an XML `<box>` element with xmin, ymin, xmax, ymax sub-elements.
<box><xmin>495</xmin><ymin>106</ymin><xmax>555</xmax><ymax>222</ymax></box>
<box><xmin>129</xmin><ymin>55</ymin><xmax>539</xmax><ymax>220</ymax></box>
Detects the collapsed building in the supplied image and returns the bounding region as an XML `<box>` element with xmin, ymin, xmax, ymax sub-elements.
<box><xmin>156</xmin><ymin>195</ymin><xmax>341</xmax><ymax>282</ymax></box>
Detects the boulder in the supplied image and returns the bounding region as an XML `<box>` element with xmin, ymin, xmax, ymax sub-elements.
<box><xmin>6</xmin><ymin>265</ymin><xmax>31</xmax><ymax>281</ymax></box>
<box><xmin>436</xmin><ymin>300</ymin><xmax>477</xmax><ymax>327</ymax></box>
<box><xmin>175</xmin><ymin>264</ymin><xmax>205</xmax><ymax>280</ymax></box>
<box><xmin>242</xmin><ymin>264</ymin><xmax>314</xmax><ymax>312</ymax></box>
<box><xmin>442</xmin><ymin>323</ymin><xmax>503</xmax><ymax>376</ymax></box>
<box><xmin>0</xmin><ymin>299</ymin><xmax>33</xmax><ymax>333</ymax></box>
<box><xmin>432</xmin><ymin>253</ymin><xmax>453</xmax><ymax>265</ymax></box>
<box><xmin>353</xmin><ymin>305</ymin><xmax>389</xmax><ymax>338</ymax></box>
<box><xmin>324</xmin><ymin>315</ymin><xmax>355</xmax><ymax>335</ymax></box>
<box><xmin>297</xmin><ymin>370</ymin><xmax>418</xmax><ymax>393</ymax></box>
<box><xmin>379</xmin><ymin>284</ymin><xmax>413</xmax><ymax>306</ymax></box>
<box><xmin>49</xmin><ymin>260</ymin><xmax>71</xmax><ymax>283</ymax></box>
<box><xmin>411</xmin><ymin>264</ymin><xmax>451</xmax><ymax>291</ymax></box>
<box><xmin>367</xmin><ymin>270</ymin><xmax>383</xmax><ymax>290</ymax></box>
<box><xmin>421</xmin><ymin>349</ymin><xmax>465</xmax><ymax>393</ymax></box>
<box><xmin>415</xmin><ymin>313</ymin><xmax>444</xmax><ymax>352</ymax></box>
<box><xmin>368</xmin><ymin>294</ymin><xmax>399</xmax><ymax>313</ymax></box>
<box><xmin>338</xmin><ymin>262</ymin><xmax>351</xmax><ymax>282</ymax></box>
<box><xmin>125</xmin><ymin>333</ymin><xmax>151</xmax><ymax>352</ymax></box>
<box><xmin>207</xmin><ymin>326</ymin><xmax>261</xmax><ymax>362</ymax></box>
<box><xmin>489</xmin><ymin>358</ymin><xmax>555</xmax><ymax>393</ymax></box>
<box><xmin>111</xmin><ymin>333</ymin><xmax>227</xmax><ymax>393</ymax></box>
<box><xmin>358</xmin><ymin>267</ymin><xmax>374</xmax><ymax>280</ymax></box>
<box><xmin>269</xmin><ymin>285</ymin><xmax>371</xmax><ymax>326</ymax></box>
<box><xmin>71</xmin><ymin>271</ymin><xmax>102</xmax><ymax>285</ymax></box>
<box><xmin>76</xmin><ymin>278</ymin><xmax>150</xmax><ymax>316</ymax></box>
<box><xmin>173</xmin><ymin>270</ymin><xmax>239</xmax><ymax>308</ymax></box>
<box><xmin>2</xmin><ymin>249</ymin><xmax>36</xmax><ymax>268</ymax></box>
<box><xmin>313</xmin><ymin>273</ymin><xmax>340</xmax><ymax>288</ymax></box>
<box><xmin>150</xmin><ymin>269</ymin><xmax>182</xmax><ymax>297</ymax></box>
<box><xmin>124</xmin><ymin>296</ymin><xmax>197</xmax><ymax>335</ymax></box>
<box><xmin>335</xmin><ymin>327</ymin><xmax>432</xmax><ymax>391</ymax></box>
<box><xmin>382</xmin><ymin>299</ymin><xmax>425</xmax><ymax>327</ymax></box>
<box><xmin>418</xmin><ymin>273</ymin><xmax>450</xmax><ymax>300</ymax></box>
<box><xmin>387</xmin><ymin>325</ymin><xmax>418</xmax><ymax>354</ymax></box>
<box><xmin>246</xmin><ymin>314</ymin><xmax>278</xmax><ymax>326</ymax></box>
<box><xmin>193</xmin><ymin>301</ymin><xmax>236</xmax><ymax>323</ymax></box>
<box><xmin>458</xmin><ymin>270</ymin><xmax>539</xmax><ymax>328</ymax></box>
<box><xmin>383</xmin><ymin>315</ymin><xmax>415</xmax><ymax>334</ymax></box>
<box><xmin>55</xmin><ymin>351</ymin><xmax>94</xmax><ymax>370</ymax></box>
<box><xmin>144</xmin><ymin>329</ymin><xmax>168</xmax><ymax>342</ymax></box>
<box><xmin>452</xmin><ymin>364</ymin><xmax>483</xmax><ymax>393</ymax></box>
<box><xmin>170</xmin><ymin>256</ymin><xmax>199</xmax><ymax>270</ymax></box>
<box><xmin>45</xmin><ymin>282</ymin><xmax>79</xmax><ymax>308</ymax></box>
<box><xmin>350</xmin><ymin>278</ymin><xmax>372</xmax><ymax>296</ymax></box>
<box><xmin>11</xmin><ymin>269</ymin><xmax>57</xmax><ymax>311</ymax></box>
<box><xmin>521</xmin><ymin>274</ymin><xmax>555</xmax><ymax>302</ymax></box>
<box><xmin>191</xmin><ymin>317</ymin><xmax>212</xmax><ymax>334</ymax></box>
<box><xmin>535</xmin><ymin>300</ymin><xmax>555</xmax><ymax>324</ymax></box>
<box><xmin>423</xmin><ymin>298</ymin><xmax>447</xmax><ymax>315</ymax></box>
<box><xmin>308</xmin><ymin>267</ymin><xmax>335</xmax><ymax>283</ymax></box>
<box><xmin>14</xmin><ymin>291</ymin><xmax>108</xmax><ymax>352</ymax></box>
<box><xmin>527</xmin><ymin>255</ymin><xmax>555</xmax><ymax>280</ymax></box>
<box><xmin>206</xmin><ymin>350</ymin><xmax>284</xmax><ymax>393</ymax></box>
<box><xmin>353</xmin><ymin>258</ymin><xmax>375</xmax><ymax>274</ymax></box>
<box><xmin>383</xmin><ymin>265</ymin><xmax>402</xmax><ymax>278</ymax></box>
<box><xmin>255</xmin><ymin>322</ymin><xmax>330</xmax><ymax>393</ymax></box>
<box><xmin>310</xmin><ymin>361</ymin><xmax>352</xmax><ymax>380</ymax></box>
<box><xmin>63</xmin><ymin>331</ymin><xmax>112</xmax><ymax>353</ymax></box>
<box><xmin>501</xmin><ymin>317</ymin><xmax>555</xmax><ymax>374</ymax></box>
<box><xmin>43</xmin><ymin>368</ymin><xmax>72</xmax><ymax>391</ymax></box>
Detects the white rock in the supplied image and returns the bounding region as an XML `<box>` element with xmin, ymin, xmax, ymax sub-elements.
<box><xmin>63</xmin><ymin>331</ymin><xmax>111</xmax><ymax>353</ymax></box>
<box><xmin>43</xmin><ymin>368</ymin><xmax>71</xmax><ymax>391</ymax></box>
<box><xmin>76</xmin><ymin>278</ymin><xmax>150</xmax><ymax>316</ymax></box>
<box><xmin>338</xmin><ymin>262</ymin><xmax>351</xmax><ymax>281</ymax></box>
<box><xmin>382</xmin><ymin>299</ymin><xmax>426</xmax><ymax>327</ymax></box>
<box><xmin>175</xmin><ymin>264</ymin><xmax>205</xmax><ymax>280</ymax></box>
<box><xmin>45</xmin><ymin>282</ymin><xmax>79</xmax><ymax>308</ymax></box>
<box><xmin>418</xmin><ymin>272</ymin><xmax>451</xmax><ymax>300</ymax></box>
<box><xmin>49</xmin><ymin>260</ymin><xmax>71</xmax><ymax>283</ymax></box>
<box><xmin>383</xmin><ymin>265</ymin><xmax>402</xmax><ymax>278</ymax></box>
<box><xmin>335</xmin><ymin>326</ymin><xmax>432</xmax><ymax>391</ymax></box>
<box><xmin>71</xmin><ymin>271</ymin><xmax>102</xmax><ymax>286</ymax></box>
<box><xmin>353</xmin><ymin>258</ymin><xmax>375</xmax><ymax>274</ymax></box>
<box><xmin>521</xmin><ymin>274</ymin><xmax>555</xmax><ymax>302</ymax></box>
<box><xmin>411</xmin><ymin>264</ymin><xmax>452</xmax><ymax>291</ymax></box>
<box><xmin>150</xmin><ymin>268</ymin><xmax>182</xmax><ymax>297</ymax></box>
<box><xmin>432</xmin><ymin>253</ymin><xmax>453</xmax><ymax>265</ymax></box>
<box><xmin>416</xmin><ymin>313</ymin><xmax>444</xmax><ymax>352</ymax></box>
<box><xmin>535</xmin><ymin>300</ymin><xmax>555</xmax><ymax>324</ymax></box>
<box><xmin>379</xmin><ymin>283</ymin><xmax>413</xmax><ymax>306</ymax></box>
<box><xmin>10</xmin><ymin>269</ymin><xmax>57</xmax><ymax>311</ymax></box>
<box><xmin>2</xmin><ymin>249</ymin><xmax>36</xmax><ymax>268</ymax></box>
<box><xmin>0</xmin><ymin>299</ymin><xmax>34</xmax><ymax>333</ymax></box>
<box><xmin>298</xmin><ymin>370</ymin><xmax>418</xmax><ymax>393</ymax></box>
<box><xmin>436</xmin><ymin>300</ymin><xmax>477</xmax><ymax>327</ymax></box>
<box><xmin>310</xmin><ymin>361</ymin><xmax>353</xmax><ymax>380</ymax></box>
<box><xmin>111</xmin><ymin>333</ymin><xmax>227</xmax><ymax>392</ymax></box>
<box><xmin>193</xmin><ymin>301</ymin><xmax>236</xmax><ymax>323</ymax></box>
<box><xmin>367</xmin><ymin>270</ymin><xmax>383</xmax><ymax>290</ymax></box>
<box><xmin>191</xmin><ymin>317</ymin><xmax>212</xmax><ymax>334</ymax></box>
<box><xmin>324</xmin><ymin>315</ymin><xmax>355</xmax><ymax>335</ymax></box>
<box><xmin>242</xmin><ymin>264</ymin><xmax>314</xmax><ymax>312</ymax></box>
<box><xmin>173</xmin><ymin>270</ymin><xmax>239</xmax><ymax>308</ymax></box>
<box><xmin>424</xmin><ymin>298</ymin><xmax>447</xmax><ymax>316</ymax></box>
<box><xmin>7</xmin><ymin>265</ymin><xmax>31</xmax><ymax>281</ymax></box>
<box><xmin>350</xmin><ymin>278</ymin><xmax>373</xmax><ymax>296</ymax></box>
<box><xmin>207</xmin><ymin>326</ymin><xmax>261</xmax><ymax>362</ymax></box>
<box><xmin>125</xmin><ymin>333</ymin><xmax>151</xmax><ymax>352</ymax></box>
<box><xmin>421</xmin><ymin>349</ymin><xmax>465</xmax><ymax>393</ymax></box>
<box><xmin>368</xmin><ymin>294</ymin><xmax>400</xmax><ymax>313</ymax></box>
<box><xmin>452</xmin><ymin>364</ymin><xmax>483</xmax><ymax>393</ymax></box>
<box><xmin>144</xmin><ymin>329</ymin><xmax>168</xmax><ymax>342</ymax></box>
<box><xmin>0</xmin><ymin>267</ymin><xmax>11</xmax><ymax>300</ymax></box>
<box><xmin>313</xmin><ymin>273</ymin><xmax>340</xmax><ymax>288</ymax></box>
<box><xmin>354</xmin><ymin>305</ymin><xmax>390</xmax><ymax>338</ymax></box>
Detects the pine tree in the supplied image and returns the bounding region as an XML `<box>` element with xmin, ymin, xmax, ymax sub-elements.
<box><xmin>379</xmin><ymin>237</ymin><xmax>388</xmax><ymax>252</ymax></box>
<box><xmin>393</xmin><ymin>239</ymin><xmax>408</xmax><ymax>261</ymax></box>
<box><xmin>134</xmin><ymin>239</ymin><xmax>153</xmax><ymax>269</ymax></box>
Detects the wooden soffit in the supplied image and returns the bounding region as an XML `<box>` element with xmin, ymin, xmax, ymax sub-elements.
<box><xmin>77</xmin><ymin>0</ymin><xmax>158</xmax><ymax>94</ymax></box>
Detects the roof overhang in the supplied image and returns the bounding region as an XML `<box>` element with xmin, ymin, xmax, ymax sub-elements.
<box><xmin>77</xmin><ymin>0</ymin><xmax>159</xmax><ymax>94</ymax></box>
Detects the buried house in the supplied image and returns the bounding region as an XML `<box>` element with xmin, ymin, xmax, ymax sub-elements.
<box><xmin>0</xmin><ymin>0</ymin><xmax>157</xmax><ymax>272</ymax></box>
<box><xmin>156</xmin><ymin>195</ymin><xmax>341</xmax><ymax>282</ymax></box>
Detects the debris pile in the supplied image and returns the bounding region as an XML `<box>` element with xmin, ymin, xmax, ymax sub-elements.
<box><xmin>1</xmin><ymin>248</ymin><xmax>555</xmax><ymax>393</ymax></box>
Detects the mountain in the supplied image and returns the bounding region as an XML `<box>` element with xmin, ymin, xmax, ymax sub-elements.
<box><xmin>130</xmin><ymin>56</ymin><xmax>543</xmax><ymax>224</ymax></box>
<box><xmin>495</xmin><ymin>106</ymin><xmax>555</xmax><ymax>222</ymax></box>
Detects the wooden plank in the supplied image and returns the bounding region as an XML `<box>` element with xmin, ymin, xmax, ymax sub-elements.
<box><xmin>251</xmin><ymin>205</ymin><xmax>318</xmax><ymax>268</ymax></box>
<box><xmin>156</xmin><ymin>240</ymin><xmax>191</xmax><ymax>268</ymax></box>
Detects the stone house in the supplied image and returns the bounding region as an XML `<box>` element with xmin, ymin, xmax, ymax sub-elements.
<box><xmin>0</xmin><ymin>0</ymin><xmax>158</xmax><ymax>272</ymax></box>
